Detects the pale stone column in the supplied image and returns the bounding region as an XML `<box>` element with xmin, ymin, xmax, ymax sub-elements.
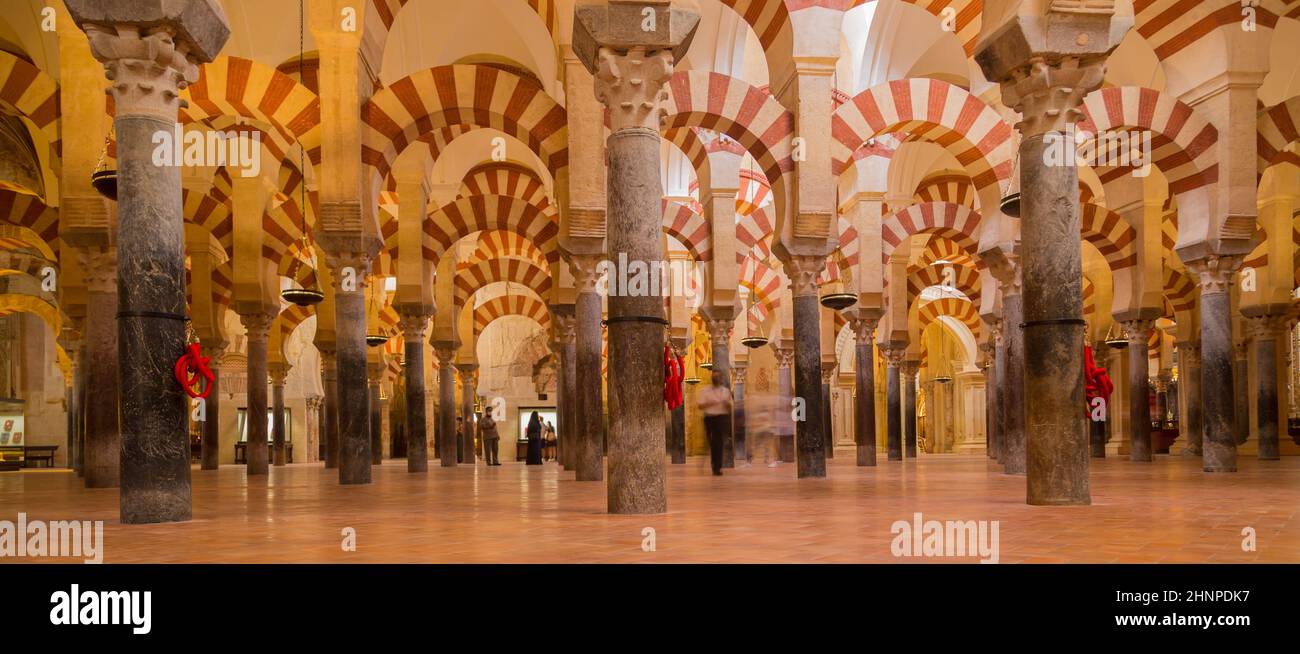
<box><xmin>398</xmin><ymin>312</ymin><xmax>431</xmax><ymax>472</ymax></box>
<box><xmin>240</xmin><ymin>312</ymin><xmax>272</xmax><ymax>475</ymax></box>
<box><xmin>553</xmin><ymin>309</ymin><xmax>577</xmax><ymax>470</ymax></box>
<box><xmin>1120</xmin><ymin>319</ymin><xmax>1155</xmax><ymax>462</ymax></box>
<box><xmin>319</xmin><ymin>345</ymin><xmax>340</xmax><ymax>469</ymax></box>
<box><xmin>78</xmin><ymin>248</ymin><xmax>119</xmax><ymax>488</ymax></box>
<box><xmin>200</xmin><ymin>346</ymin><xmax>224</xmax><ymax>470</ymax></box>
<box><xmin>434</xmin><ymin>346</ymin><xmax>457</xmax><ymax>467</ymax></box>
<box><xmin>989</xmin><ymin>321</ymin><xmax>1005</xmax><ymax>461</ymax></box>
<box><xmin>569</xmin><ymin>255</ymin><xmax>605</xmax><ymax>480</ymax></box>
<box><xmin>851</xmin><ymin>318</ymin><xmax>879</xmax><ymax>466</ymax></box>
<box><xmin>882</xmin><ymin>346</ymin><xmax>905</xmax><ymax>461</ymax></box>
<box><xmin>1177</xmin><ymin>340</ymin><xmax>1203</xmax><ymax>456</ymax></box>
<box><xmin>992</xmin><ymin>272</ymin><xmax>1025</xmax><ymax>473</ymax></box>
<box><xmin>1245</xmin><ymin>312</ymin><xmax>1288</xmax><ymax>460</ymax></box>
<box><xmin>456</xmin><ymin>364</ymin><xmax>478</xmax><ymax>465</ymax></box>
<box><xmin>305</xmin><ymin>396</ymin><xmax>323</xmax><ymax>462</ymax></box>
<box><xmin>75</xmin><ymin>342</ymin><xmax>87</xmax><ymax>475</ymax></box>
<box><xmin>573</xmin><ymin>0</ymin><xmax>698</xmax><ymax>513</ymax></box>
<box><xmin>981</xmin><ymin>342</ymin><xmax>998</xmax><ymax>458</ymax></box>
<box><xmin>731</xmin><ymin>363</ymin><xmax>748</xmax><ymax>463</ymax></box>
<box><xmin>821</xmin><ymin>361</ymin><xmax>837</xmax><ymax>458</ymax></box>
<box><xmin>68</xmin><ymin>0</ymin><xmax>229</xmax><ymax>523</ymax></box>
<box><xmin>1186</xmin><ymin>258</ymin><xmax>1240</xmax><ymax>471</ymax></box>
<box><xmin>1234</xmin><ymin>340</ymin><xmax>1249</xmax><ymax>446</ymax></box>
<box><xmin>268</xmin><ymin>362</ymin><xmax>289</xmax><ymax>467</ymax></box>
<box><xmin>668</xmin><ymin>337</ymin><xmax>689</xmax><ymax>464</ymax></box>
<box><xmin>900</xmin><ymin>360</ymin><xmax>920</xmax><ymax>459</ymax></box>
<box><xmin>367</xmin><ymin>361</ymin><xmax>383</xmax><ymax>466</ymax></box>
<box><xmin>704</xmin><ymin>316</ymin><xmax>735</xmax><ymax>468</ymax></box>
<box><xmin>773</xmin><ymin>344</ymin><xmax>795</xmax><ymax>462</ymax></box>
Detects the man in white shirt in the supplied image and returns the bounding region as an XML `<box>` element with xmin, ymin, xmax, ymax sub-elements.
<box><xmin>696</xmin><ymin>370</ymin><xmax>733</xmax><ymax>476</ymax></box>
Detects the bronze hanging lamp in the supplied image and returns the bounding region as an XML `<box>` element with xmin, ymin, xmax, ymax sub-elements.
<box><xmin>999</xmin><ymin>152</ymin><xmax>1020</xmax><ymax>217</ymax></box>
<box><xmin>91</xmin><ymin>130</ymin><xmax>117</xmax><ymax>200</ymax></box>
<box><xmin>281</xmin><ymin>0</ymin><xmax>325</xmax><ymax>308</ymax></box>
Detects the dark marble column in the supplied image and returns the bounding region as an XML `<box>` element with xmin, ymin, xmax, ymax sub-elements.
<box><xmin>784</xmin><ymin>258</ymin><xmax>827</xmax><ymax>478</ymax></box>
<box><xmin>434</xmin><ymin>346</ymin><xmax>457</xmax><ymax>467</ymax></box>
<box><xmin>705</xmin><ymin>317</ymin><xmax>735</xmax><ymax>468</ymax></box>
<box><xmin>1120</xmin><ymin>319</ymin><xmax>1154</xmax><ymax>462</ymax></box>
<box><xmin>993</xmin><ymin>322</ymin><xmax>1007</xmax><ymax>462</ymax></box>
<box><xmin>398</xmin><ymin>312</ymin><xmax>430</xmax><ymax>472</ymax></box>
<box><xmin>456</xmin><ymin>363</ymin><xmax>478</xmax><ymax>465</ymax></box>
<box><xmin>1246</xmin><ymin>313</ymin><xmax>1287</xmax><ymax>460</ymax></box>
<box><xmin>883</xmin><ymin>347</ymin><xmax>904</xmax><ymax>461</ymax></box>
<box><xmin>240</xmin><ymin>313</ymin><xmax>272</xmax><ymax>475</ymax></box>
<box><xmin>70</xmin><ymin>2</ymin><xmax>230</xmax><ymax>523</ymax></box>
<box><xmin>368</xmin><ymin>373</ymin><xmax>382</xmax><ymax>465</ymax></box>
<box><xmin>1186</xmin><ymin>259</ymin><xmax>1238</xmax><ymax>472</ymax></box>
<box><xmin>200</xmin><ymin>349</ymin><xmax>223</xmax><ymax>470</ymax></box>
<box><xmin>320</xmin><ymin>347</ymin><xmax>340</xmax><ymax>469</ymax></box>
<box><xmin>821</xmin><ymin>362</ymin><xmax>836</xmax><ymax>459</ymax></box>
<box><xmin>75</xmin><ymin>342</ymin><xmax>86</xmax><ymax>476</ymax></box>
<box><xmin>269</xmin><ymin>363</ymin><xmax>289</xmax><ymax>467</ymax></box>
<box><xmin>329</xmin><ymin>255</ymin><xmax>373</xmax><ymax>484</ymax></box>
<box><xmin>1233</xmin><ymin>341</ymin><xmax>1249</xmax><ymax>446</ymax></box>
<box><xmin>901</xmin><ymin>360</ymin><xmax>919</xmax><ymax>459</ymax></box>
<box><xmin>731</xmin><ymin>364</ymin><xmax>747</xmax><ymax>463</ymax></box>
<box><xmin>1178</xmin><ymin>340</ymin><xmax>1203</xmax><ymax>456</ymax></box>
<box><xmin>554</xmin><ymin>310</ymin><xmax>577</xmax><ymax>470</ymax></box>
<box><xmin>999</xmin><ymin>282</ymin><xmax>1025</xmax><ymax>474</ymax></box>
<box><xmin>979</xmin><ymin>336</ymin><xmax>997</xmax><ymax>460</ymax></box>
<box><xmin>852</xmin><ymin>318</ymin><xmax>878</xmax><ymax>466</ymax></box>
<box><xmin>570</xmin><ymin>256</ymin><xmax>604</xmax><ymax>481</ymax></box>
<box><xmin>774</xmin><ymin>346</ymin><xmax>795</xmax><ymax>462</ymax></box>
<box><xmin>79</xmin><ymin>251</ymin><xmax>119</xmax><ymax>488</ymax></box>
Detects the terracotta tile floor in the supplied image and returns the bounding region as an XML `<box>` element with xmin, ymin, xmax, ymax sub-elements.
<box><xmin>2</xmin><ymin>452</ymin><xmax>1297</xmax><ymax>563</ymax></box>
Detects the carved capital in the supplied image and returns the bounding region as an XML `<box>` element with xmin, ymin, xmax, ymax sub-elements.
<box><xmin>899</xmin><ymin>360</ymin><xmax>920</xmax><ymax>378</ymax></box>
<box><xmin>783</xmin><ymin>254</ymin><xmax>825</xmax><ymax>297</ymax></box>
<box><xmin>820</xmin><ymin>362</ymin><xmax>837</xmax><ymax>385</ymax></box>
<box><xmin>433</xmin><ymin>346</ymin><xmax>456</xmax><ymax>367</ymax></box>
<box><xmin>1119</xmin><ymin>319</ymin><xmax>1153</xmax><ymax>345</ymax></box>
<box><xmin>772</xmin><ymin>347</ymin><xmax>794</xmax><ymax>370</ymax></box>
<box><xmin>704</xmin><ymin>317</ymin><xmax>733</xmax><ymax>346</ymax></box>
<box><xmin>1176</xmin><ymin>341</ymin><xmax>1200</xmax><ymax>369</ymax></box>
<box><xmin>397</xmin><ymin>311</ymin><xmax>432</xmax><ymax>342</ymax></box>
<box><xmin>731</xmin><ymin>364</ymin><xmax>748</xmax><ymax>386</ymax></box>
<box><xmin>76</xmin><ymin>246</ymin><xmax>118</xmax><ymax>294</ymax></box>
<box><xmin>80</xmin><ymin>24</ymin><xmax>202</xmax><ymax>119</ymax></box>
<box><xmin>268</xmin><ymin>362</ymin><xmax>290</xmax><ymax>385</ymax></box>
<box><xmin>568</xmin><ymin>254</ymin><xmax>604</xmax><ymax>295</ymax></box>
<box><xmin>881</xmin><ymin>346</ymin><xmax>907</xmax><ymax>367</ymax></box>
<box><xmin>1184</xmin><ymin>256</ymin><xmax>1241</xmax><ymax>295</ymax></box>
<box><xmin>553</xmin><ymin>311</ymin><xmax>577</xmax><ymax>345</ymax></box>
<box><xmin>240</xmin><ymin>311</ymin><xmax>274</xmax><ymax>344</ymax></box>
<box><xmin>850</xmin><ymin>318</ymin><xmax>878</xmax><ymax>344</ymax></box>
<box><xmin>1246</xmin><ymin>313</ymin><xmax>1289</xmax><ymax>341</ymax></box>
<box><xmin>1001</xmin><ymin>56</ymin><xmax>1107</xmax><ymax>138</ymax></box>
<box><xmin>593</xmin><ymin>47</ymin><xmax>675</xmax><ymax>132</ymax></box>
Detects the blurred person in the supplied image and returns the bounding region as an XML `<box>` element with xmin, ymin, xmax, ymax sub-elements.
<box><xmin>455</xmin><ymin>416</ymin><xmax>465</xmax><ymax>463</ymax></box>
<box><xmin>543</xmin><ymin>420</ymin><xmax>557</xmax><ymax>461</ymax></box>
<box><xmin>525</xmin><ymin>411</ymin><xmax>543</xmax><ymax>465</ymax></box>
<box><xmin>697</xmin><ymin>370</ymin><xmax>733</xmax><ymax>476</ymax></box>
<box><xmin>746</xmin><ymin>391</ymin><xmax>783</xmax><ymax>468</ymax></box>
<box><xmin>480</xmin><ymin>411</ymin><xmax>501</xmax><ymax>466</ymax></box>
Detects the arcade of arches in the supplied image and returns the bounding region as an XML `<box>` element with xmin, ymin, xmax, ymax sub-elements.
<box><xmin>1</xmin><ymin>0</ymin><xmax>1299</xmax><ymax>562</ymax></box>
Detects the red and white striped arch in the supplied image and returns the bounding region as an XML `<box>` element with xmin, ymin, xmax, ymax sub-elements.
<box><xmin>918</xmin><ymin>235</ymin><xmax>977</xmax><ymax>269</ymax></box>
<box><xmin>907</xmin><ymin>261</ymin><xmax>982</xmax><ymax>307</ymax></box>
<box><xmin>0</xmin><ymin>51</ymin><xmax>60</xmax><ymax>171</ymax></box>
<box><xmin>1080</xmin><ymin>202</ymin><xmax>1138</xmax><ymax>273</ymax></box>
<box><xmin>454</xmin><ymin>257</ymin><xmax>552</xmax><ymax>307</ymax></box>
<box><xmin>915</xmin><ymin>296</ymin><xmax>982</xmax><ymax>340</ymax></box>
<box><xmin>460</xmin><ymin>162</ymin><xmax>554</xmax><ymax>209</ymax></box>
<box><xmin>1133</xmin><ymin>0</ymin><xmax>1295</xmax><ymax>61</ymax></box>
<box><xmin>1078</xmin><ymin>87</ymin><xmax>1217</xmax><ymax>196</ymax></box>
<box><xmin>473</xmin><ymin>294</ymin><xmax>551</xmax><ymax>335</ymax></box>
<box><xmin>1162</xmin><ymin>266</ymin><xmax>1198</xmax><ymax>316</ymax></box>
<box><xmin>425</xmin><ymin>194</ymin><xmax>559</xmax><ymax>265</ymax></box>
<box><xmin>465</xmin><ymin>230</ymin><xmax>551</xmax><ymax>271</ymax></box>
<box><xmin>362</xmin><ymin>65</ymin><xmax>568</xmax><ymax>188</ymax></box>
<box><xmin>366</xmin><ymin>1</ymin><xmax>562</xmax><ymax>65</ymax></box>
<box><xmin>832</xmin><ymin>78</ymin><xmax>1014</xmax><ymax>212</ymax></box>
<box><xmin>1258</xmin><ymin>95</ymin><xmax>1300</xmax><ymax>175</ymax></box>
<box><xmin>0</xmin><ymin>190</ymin><xmax>59</xmax><ymax>255</ymax></box>
<box><xmin>662</xmin><ymin>200</ymin><xmax>712</xmax><ymax>262</ymax></box>
<box><xmin>913</xmin><ymin>172</ymin><xmax>975</xmax><ymax>208</ymax></box>
<box><xmin>183</xmin><ymin>57</ymin><xmax>321</xmax><ymax>164</ymax></box>
<box><xmin>847</xmin><ymin>0</ymin><xmax>982</xmax><ymax>56</ymax></box>
<box><xmin>879</xmin><ymin>202</ymin><xmax>983</xmax><ymax>264</ymax></box>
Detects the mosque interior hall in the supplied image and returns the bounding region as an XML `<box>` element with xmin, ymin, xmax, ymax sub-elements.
<box><xmin>0</xmin><ymin>0</ymin><xmax>1299</xmax><ymax>564</ymax></box>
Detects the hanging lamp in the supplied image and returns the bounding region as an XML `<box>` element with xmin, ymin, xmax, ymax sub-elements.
<box><xmin>91</xmin><ymin>131</ymin><xmax>117</xmax><ymax>200</ymax></box>
<box><xmin>999</xmin><ymin>152</ymin><xmax>1020</xmax><ymax>217</ymax></box>
<box><xmin>281</xmin><ymin>0</ymin><xmax>325</xmax><ymax>308</ymax></box>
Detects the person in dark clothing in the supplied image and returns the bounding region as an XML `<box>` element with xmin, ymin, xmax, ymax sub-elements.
<box><xmin>697</xmin><ymin>370</ymin><xmax>733</xmax><ymax>476</ymax></box>
<box><xmin>525</xmin><ymin>411</ymin><xmax>543</xmax><ymax>465</ymax></box>
<box><xmin>455</xmin><ymin>417</ymin><xmax>465</xmax><ymax>463</ymax></box>
<box><xmin>479</xmin><ymin>411</ymin><xmax>501</xmax><ymax>465</ymax></box>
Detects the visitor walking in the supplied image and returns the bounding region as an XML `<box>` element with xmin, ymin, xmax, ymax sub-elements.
<box><xmin>525</xmin><ymin>411</ymin><xmax>544</xmax><ymax>465</ymax></box>
<box><xmin>697</xmin><ymin>370</ymin><xmax>732</xmax><ymax>476</ymax></box>
<box><xmin>480</xmin><ymin>411</ymin><xmax>501</xmax><ymax>465</ymax></box>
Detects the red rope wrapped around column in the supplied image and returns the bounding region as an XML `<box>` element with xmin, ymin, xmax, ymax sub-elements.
<box><xmin>174</xmin><ymin>343</ymin><xmax>214</xmax><ymax>399</ymax></box>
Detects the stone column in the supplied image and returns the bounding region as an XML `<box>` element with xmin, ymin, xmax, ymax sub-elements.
<box><xmin>326</xmin><ymin>251</ymin><xmax>374</xmax><ymax>484</ymax></box>
<box><xmin>976</xmin><ymin>7</ymin><xmax>1128</xmax><ymax>505</ymax></box>
<box><xmin>79</xmin><ymin>248</ymin><xmax>119</xmax><ymax>488</ymax></box>
<box><xmin>574</xmin><ymin>0</ymin><xmax>698</xmax><ymax>513</ymax></box>
<box><xmin>731</xmin><ymin>363</ymin><xmax>747</xmax><ymax>463</ymax></box>
<box><xmin>821</xmin><ymin>361</ymin><xmax>836</xmax><ymax>459</ymax></box>
<box><xmin>1233</xmin><ymin>341</ymin><xmax>1249</xmax><ymax>446</ymax></box>
<box><xmin>1154</xmin><ymin>375</ymin><xmax>1170</xmax><ymax>428</ymax></box>
<box><xmin>1246</xmin><ymin>313</ymin><xmax>1287</xmax><ymax>460</ymax></box>
<box><xmin>1177</xmin><ymin>340</ymin><xmax>1203</xmax><ymax>456</ymax></box>
<box><xmin>319</xmin><ymin>346</ymin><xmax>340</xmax><ymax>469</ymax></box>
<box><xmin>569</xmin><ymin>255</ymin><xmax>605</xmax><ymax>481</ymax></box>
<box><xmin>668</xmin><ymin>338</ymin><xmax>688</xmax><ymax>464</ymax></box>
<box><xmin>1120</xmin><ymin>319</ymin><xmax>1154</xmax><ymax>462</ymax></box>
<box><xmin>784</xmin><ymin>256</ymin><xmax>828</xmax><ymax>477</ymax></box>
<box><xmin>398</xmin><ymin>312</ymin><xmax>431</xmax><ymax>472</ymax></box>
<box><xmin>69</xmin><ymin>0</ymin><xmax>230</xmax><ymax>523</ymax></box>
<box><xmin>269</xmin><ymin>362</ymin><xmax>289</xmax><ymax>467</ymax></box>
<box><xmin>705</xmin><ymin>317</ymin><xmax>735</xmax><ymax>468</ymax></box>
<box><xmin>996</xmin><ymin>276</ymin><xmax>1026</xmax><ymax>474</ymax></box>
<box><xmin>1186</xmin><ymin>258</ymin><xmax>1239</xmax><ymax>472</ymax></box>
<box><xmin>200</xmin><ymin>348</ymin><xmax>223</xmax><ymax>470</ymax></box>
<box><xmin>456</xmin><ymin>364</ymin><xmax>478</xmax><ymax>465</ymax></box>
<box><xmin>773</xmin><ymin>345</ymin><xmax>795</xmax><ymax>462</ymax></box>
<box><xmin>851</xmin><ymin>318</ymin><xmax>879</xmax><ymax>466</ymax></box>
<box><xmin>554</xmin><ymin>310</ymin><xmax>577</xmax><ymax>471</ymax></box>
<box><xmin>882</xmin><ymin>347</ymin><xmax>904</xmax><ymax>461</ymax></box>
<box><xmin>981</xmin><ymin>342</ymin><xmax>999</xmax><ymax>459</ymax></box>
<box><xmin>368</xmin><ymin>371</ymin><xmax>382</xmax><ymax>465</ymax></box>
<box><xmin>900</xmin><ymin>360</ymin><xmax>919</xmax><ymax>459</ymax></box>
<box><xmin>75</xmin><ymin>343</ymin><xmax>87</xmax><ymax>475</ymax></box>
<box><xmin>434</xmin><ymin>346</ymin><xmax>457</xmax><ymax>467</ymax></box>
<box><xmin>240</xmin><ymin>312</ymin><xmax>272</xmax><ymax>475</ymax></box>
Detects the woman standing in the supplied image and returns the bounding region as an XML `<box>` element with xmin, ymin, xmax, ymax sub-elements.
<box><xmin>525</xmin><ymin>411</ymin><xmax>544</xmax><ymax>465</ymax></box>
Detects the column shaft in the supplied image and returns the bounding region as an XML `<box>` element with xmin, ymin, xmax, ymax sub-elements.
<box><xmin>561</xmin><ymin>335</ymin><xmax>577</xmax><ymax>470</ymax></box>
<box><xmin>854</xmin><ymin>326</ymin><xmax>877</xmax><ymax>466</ymax></box>
<box><xmin>1251</xmin><ymin>319</ymin><xmax>1282</xmax><ymax>460</ymax></box>
<box><xmin>903</xmin><ymin>369</ymin><xmax>917</xmax><ymax>458</ymax></box>
<box><xmin>271</xmin><ymin>380</ymin><xmax>287</xmax><ymax>467</ymax></box>
<box><xmin>242</xmin><ymin>317</ymin><xmax>270</xmax><ymax>476</ymax></box>
<box><xmin>791</xmin><ymin>293</ymin><xmax>826</xmax><ymax>477</ymax></box>
<box><xmin>707</xmin><ymin>322</ymin><xmax>734</xmax><ymax>468</ymax></box>
<box><xmin>459</xmin><ymin>368</ymin><xmax>476</xmax><ymax>464</ymax></box>
<box><xmin>1199</xmin><ymin>289</ymin><xmax>1237</xmax><ymax>471</ymax></box>
<box><xmin>886</xmin><ymin>362</ymin><xmax>901</xmax><ymax>461</ymax></box>
<box><xmin>322</xmin><ymin>351</ymin><xmax>340</xmax><ymax>469</ymax></box>
<box><xmin>201</xmin><ymin>363</ymin><xmax>221</xmax><ymax>469</ymax></box>
<box><xmin>83</xmin><ymin>283</ymin><xmax>119</xmax><ymax>488</ymax></box>
<box><xmin>402</xmin><ymin>323</ymin><xmax>429</xmax><ymax>472</ymax></box>
<box><xmin>1124</xmin><ymin>323</ymin><xmax>1153</xmax><ymax>462</ymax></box>
<box><xmin>1001</xmin><ymin>291</ymin><xmax>1026</xmax><ymax>474</ymax></box>
<box><xmin>436</xmin><ymin>349</ymin><xmax>457</xmax><ymax>467</ymax></box>
<box><xmin>369</xmin><ymin>380</ymin><xmax>382</xmax><ymax>465</ymax></box>
<box><xmin>336</xmin><ymin>286</ymin><xmax>371</xmax><ymax>483</ymax></box>
<box><xmin>574</xmin><ymin>284</ymin><xmax>603</xmax><ymax>481</ymax></box>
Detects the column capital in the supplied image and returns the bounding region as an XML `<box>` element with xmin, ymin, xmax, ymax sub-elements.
<box><xmin>1176</xmin><ymin>340</ymin><xmax>1201</xmax><ymax>368</ymax></box>
<box><xmin>820</xmin><ymin>361</ymin><xmax>837</xmax><ymax>385</ymax></box>
<box><xmin>1119</xmin><ymin>318</ymin><xmax>1154</xmax><ymax>344</ymax></box>
<box><xmin>1002</xmin><ymin>57</ymin><xmax>1108</xmax><ymax>138</ymax></box>
<box><xmin>240</xmin><ymin>311</ymin><xmax>274</xmax><ymax>344</ymax></box>
<box><xmin>268</xmin><ymin>362</ymin><xmax>290</xmax><ymax>385</ymax></box>
<box><xmin>731</xmin><ymin>364</ymin><xmax>748</xmax><ymax>386</ymax></box>
<box><xmin>771</xmin><ymin>345</ymin><xmax>794</xmax><ymax>370</ymax></box>
<box><xmin>1184</xmin><ymin>255</ymin><xmax>1242</xmax><ymax>295</ymax></box>
<box><xmin>1245</xmin><ymin>312</ymin><xmax>1290</xmax><ymax>341</ymax></box>
<box><xmin>397</xmin><ymin>310</ymin><xmax>432</xmax><ymax>341</ymax></box>
<box><xmin>591</xmin><ymin>47</ymin><xmax>676</xmax><ymax>132</ymax></box>
<box><xmin>881</xmin><ymin>346</ymin><xmax>907</xmax><ymax>367</ymax></box>
<box><xmin>568</xmin><ymin>253</ymin><xmax>605</xmax><ymax>295</ymax></box>
<box><xmin>782</xmin><ymin>254</ymin><xmax>825</xmax><ymax>298</ymax></box>
<box><xmin>899</xmin><ymin>360</ymin><xmax>920</xmax><ymax>378</ymax></box>
<box><xmin>75</xmin><ymin>245</ymin><xmax>118</xmax><ymax>294</ymax></box>
<box><xmin>433</xmin><ymin>346</ymin><xmax>456</xmax><ymax>367</ymax></box>
<box><xmin>703</xmin><ymin>316</ymin><xmax>734</xmax><ymax>345</ymax></box>
<box><xmin>553</xmin><ymin>310</ymin><xmax>577</xmax><ymax>345</ymax></box>
<box><xmin>849</xmin><ymin>317</ymin><xmax>878</xmax><ymax>344</ymax></box>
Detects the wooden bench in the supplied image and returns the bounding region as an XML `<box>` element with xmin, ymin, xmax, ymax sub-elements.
<box><xmin>234</xmin><ymin>442</ymin><xmax>294</xmax><ymax>464</ymax></box>
<box><xmin>0</xmin><ymin>445</ymin><xmax>21</xmax><ymax>471</ymax></box>
<box><xmin>22</xmin><ymin>445</ymin><xmax>57</xmax><ymax>468</ymax></box>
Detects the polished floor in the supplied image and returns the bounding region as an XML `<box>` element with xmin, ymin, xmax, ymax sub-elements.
<box><xmin>2</xmin><ymin>451</ymin><xmax>1297</xmax><ymax>563</ymax></box>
